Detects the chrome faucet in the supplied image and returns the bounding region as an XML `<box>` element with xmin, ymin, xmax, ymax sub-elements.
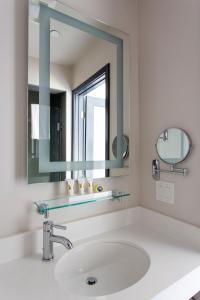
<box><xmin>42</xmin><ymin>220</ymin><xmax>73</xmax><ymax>261</ymax></box>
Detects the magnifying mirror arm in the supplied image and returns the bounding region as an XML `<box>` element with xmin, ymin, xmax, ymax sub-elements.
<box><xmin>152</xmin><ymin>159</ymin><xmax>188</xmax><ymax>180</ymax></box>
<box><xmin>169</xmin><ymin>165</ymin><xmax>188</xmax><ymax>176</ymax></box>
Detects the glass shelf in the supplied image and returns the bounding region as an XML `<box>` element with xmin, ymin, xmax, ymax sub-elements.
<box><xmin>34</xmin><ymin>190</ymin><xmax>130</xmax><ymax>216</ymax></box>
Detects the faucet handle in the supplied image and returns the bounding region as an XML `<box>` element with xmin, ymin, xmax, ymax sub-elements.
<box><xmin>51</xmin><ymin>224</ymin><xmax>67</xmax><ymax>230</ymax></box>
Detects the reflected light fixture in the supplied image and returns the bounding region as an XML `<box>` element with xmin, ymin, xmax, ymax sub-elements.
<box><xmin>50</xmin><ymin>29</ymin><xmax>60</xmax><ymax>38</ymax></box>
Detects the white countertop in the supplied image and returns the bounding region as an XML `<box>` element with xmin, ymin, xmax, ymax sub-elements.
<box><xmin>0</xmin><ymin>207</ymin><xmax>200</xmax><ymax>300</ymax></box>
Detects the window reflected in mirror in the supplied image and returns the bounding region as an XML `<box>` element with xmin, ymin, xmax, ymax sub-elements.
<box><xmin>72</xmin><ymin>64</ymin><xmax>110</xmax><ymax>179</ymax></box>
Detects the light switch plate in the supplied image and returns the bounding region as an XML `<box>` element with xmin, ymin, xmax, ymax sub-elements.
<box><xmin>156</xmin><ymin>181</ymin><xmax>174</xmax><ymax>204</ymax></box>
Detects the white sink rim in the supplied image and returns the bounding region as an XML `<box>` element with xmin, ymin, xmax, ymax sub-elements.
<box><xmin>55</xmin><ymin>239</ymin><xmax>150</xmax><ymax>297</ymax></box>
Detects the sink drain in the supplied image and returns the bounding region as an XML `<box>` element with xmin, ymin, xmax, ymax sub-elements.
<box><xmin>86</xmin><ymin>276</ymin><xmax>98</xmax><ymax>286</ymax></box>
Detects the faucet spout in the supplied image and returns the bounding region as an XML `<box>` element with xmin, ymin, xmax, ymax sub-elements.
<box><xmin>50</xmin><ymin>234</ymin><xmax>73</xmax><ymax>249</ymax></box>
<box><xmin>42</xmin><ymin>220</ymin><xmax>73</xmax><ymax>261</ymax></box>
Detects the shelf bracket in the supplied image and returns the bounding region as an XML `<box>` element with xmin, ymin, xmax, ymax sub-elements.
<box><xmin>34</xmin><ymin>202</ymin><xmax>49</xmax><ymax>218</ymax></box>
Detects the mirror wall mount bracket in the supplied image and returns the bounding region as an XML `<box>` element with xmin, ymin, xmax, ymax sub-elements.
<box><xmin>152</xmin><ymin>159</ymin><xmax>188</xmax><ymax>181</ymax></box>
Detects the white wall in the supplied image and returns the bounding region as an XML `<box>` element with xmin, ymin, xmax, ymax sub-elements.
<box><xmin>28</xmin><ymin>56</ymin><xmax>72</xmax><ymax>92</ymax></box>
<box><xmin>0</xmin><ymin>0</ymin><xmax>139</xmax><ymax>237</ymax></box>
<box><xmin>2</xmin><ymin>0</ymin><xmax>199</xmax><ymax>238</ymax></box>
<box><xmin>139</xmin><ymin>0</ymin><xmax>200</xmax><ymax>227</ymax></box>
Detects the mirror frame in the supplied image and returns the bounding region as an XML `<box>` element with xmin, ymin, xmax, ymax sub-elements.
<box><xmin>38</xmin><ymin>3</ymin><xmax>126</xmax><ymax>173</ymax></box>
<box><xmin>155</xmin><ymin>127</ymin><xmax>192</xmax><ymax>165</ymax></box>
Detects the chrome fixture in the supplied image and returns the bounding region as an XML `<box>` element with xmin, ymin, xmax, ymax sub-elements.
<box><xmin>43</xmin><ymin>220</ymin><xmax>73</xmax><ymax>261</ymax></box>
<box><xmin>155</xmin><ymin>128</ymin><xmax>192</xmax><ymax>165</ymax></box>
<box><xmin>152</xmin><ymin>159</ymin><xmax>188</xmax><ymax>180</ymax></box>
<box><xmin>152</xmin><ymin>127</ymin><xmax>192</xmax><ymax>180</ymax></box>
<box><xmin>36</xmin><ymin>203</ymin><xmax>49</xmax><ymax>219</ymax></box>
<box><xmin>86</xmin><ymin>277</ymin><xmax>98</xmax><ymax>286</ymax></box>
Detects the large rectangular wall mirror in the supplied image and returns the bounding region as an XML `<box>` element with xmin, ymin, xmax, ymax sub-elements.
<box><xmin>28</xmin><ymin>0</ymin><xmax>130</xmax><ymax>183</ymax></box>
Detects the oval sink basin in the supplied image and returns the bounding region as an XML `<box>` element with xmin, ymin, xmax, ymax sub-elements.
<box><xmin>55</xmin><ymin>240</ymin><xmax>150</xmax><ymax>297</ymax></box>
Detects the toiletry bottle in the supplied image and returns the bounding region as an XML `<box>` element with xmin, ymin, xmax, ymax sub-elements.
<box><xmin>66</xmin><ymin>179</ymin><xmax>74</xmax><ymax>196</ymax></box>
<box><xmin>87</xmin><ymin>178</ymin><xmax>93</xmax><ymax>193</ymax></box>
<box><xmin>94</xmin><ymin>183</ymin><xmax>105</xmax><ymax>193</ymax></box>
<box><xmin>78</xmin><ymin>178</ymin><xmax>85</xmax><ymax>194</ymax></box>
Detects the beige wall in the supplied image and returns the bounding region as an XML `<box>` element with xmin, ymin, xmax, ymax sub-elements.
<box><xmin>2</xmin><ymin>0</ymin><xmax>199</xmax><ymax>237</ymax></box>
<box><xmin>28</xmin><ymin>56</ymin><xmax>72</xmax><ymax>91</ymax></box>
<box><xmin>0</xmin><ymin>0</ymin><xmax>139</xmax><ymax>237</ymax></box>
<box><xmin>139</xmin><ymin>0</ymin><xmax>200</xmax><ymax>226</ymax></box>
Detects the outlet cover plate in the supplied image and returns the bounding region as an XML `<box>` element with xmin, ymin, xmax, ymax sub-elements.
<box><xmin>156</xmin><ymin>181</ymin><xmax>174</xmax><ymax>204</ymax></box>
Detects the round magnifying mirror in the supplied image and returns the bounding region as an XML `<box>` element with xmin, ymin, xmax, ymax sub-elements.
<box><xmin>156</xmin><ymin>128</ymin><xmax>192</xmax><ymax>165</ymax></box>
<box><xmin>112</xmin><ymin>135</ymin><xmax>129</xmax><ymax>159</ymax></box>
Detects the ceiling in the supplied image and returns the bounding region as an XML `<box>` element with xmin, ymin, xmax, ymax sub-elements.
<box><xmin>28</xmin><ymin>18</ymin><xmax>97</xmax><ymax>67</ymax></box>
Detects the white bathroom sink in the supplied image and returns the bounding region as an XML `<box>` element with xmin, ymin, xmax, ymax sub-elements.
<box><xmin>55</xmin><ymin>240</ymin><xmax>150</xmax><ymax>297</ymax></box>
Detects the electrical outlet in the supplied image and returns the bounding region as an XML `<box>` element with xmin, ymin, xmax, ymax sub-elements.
<box><xmin>156</xmin><ymin>181</ymin><xmax>174</xmax><ymax>204</ymax></box>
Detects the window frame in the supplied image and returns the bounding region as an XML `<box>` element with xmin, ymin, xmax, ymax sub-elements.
<box><xmin>71</xmin><ymin>64</ymin><xmax>110</xmax><ymax>178</ymax></box>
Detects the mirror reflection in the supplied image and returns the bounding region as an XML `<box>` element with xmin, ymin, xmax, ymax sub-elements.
<box><xmin>156</xmin><ymin>128</ymin><xmax>192</xmax><ymax>165</ymax></box>
<box><xmin>28</xmin><ymin>4</ymin><xmax>129</xmax><ymax>183</ymax></box>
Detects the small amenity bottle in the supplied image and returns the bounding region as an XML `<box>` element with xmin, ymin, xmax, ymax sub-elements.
<box><xmin>78</xmin><ymin>178</ymin><xmax>85</xmax><ymax>194</ymax></box>
<box><xmin>66</xmin><ymin>179</ymin><xmax>75</xmax><ymax>196</ymax></box>
<box><xmin>94</xmin><ymin>183</ymin><xmax>105</xmax><ymax>193</ymax></box>
<box><xmin>87</xmin><ymin>178</ymin><xmax>93</xmax><ymax>193</ymax></box>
